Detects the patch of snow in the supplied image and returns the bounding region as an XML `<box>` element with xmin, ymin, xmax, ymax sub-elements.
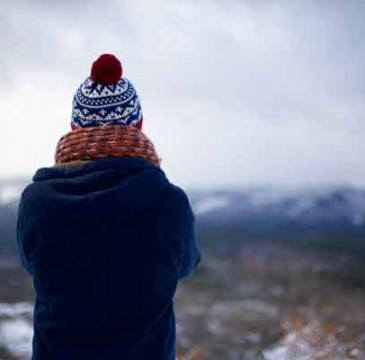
<box><xmin>0</xmin><ymin>319</ymin><xmax>33</xmax><ymax>359</ymax></box>
<box><xmin>263</xmin><ymin>331</ymin><xmax>313</xmax><ymax>360</ymax></box>
<box><xmin>287</xmin><ymin>199</ymin><xmax>315</xmax><ymax>218</ymax></box>
<box><xmin>0</xmin><ymin>302</ymin><xmax>33</xmax><ymax>317</ymax></box>
<box><xmin>0</xmin><ymin>184</ymin><xmax>23</xmax><ymax>204</ymax></box>
<box><xmin>0</xmin><ymin>303</ymin><xmax>33</xmax><ymax>359</ymax></box>
<box><xmin>353</xmin><ymin>213</ymin><xmax>364</xmax><ymax>226</ymax></box>
<box><xmin>247</xmin><ymin>189</ymin><xmax>292</xmax><ymax>207</ymax></box>
<box><xmin>341</xmin><ymin>189</ymin><xmax>365</xmax><ymax>212</ymax></box>
<box><xmin>263</xmin><ymin>320</ymin><xmax>359</xmax><ymax>360</ymax></box>
<box><xmin>193</xmin><ymin>196</ymin><xmax>230</xmax><ymax>215</ymax></box>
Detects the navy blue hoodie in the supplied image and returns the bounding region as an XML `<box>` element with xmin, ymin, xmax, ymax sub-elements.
<box><xmin>16</xmin><ymin>157</ymin><xmax>200</xmax><ymax>360</ymax></box>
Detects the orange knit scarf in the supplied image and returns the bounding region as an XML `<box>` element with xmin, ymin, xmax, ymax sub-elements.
<box><xmin>55</xmin><ymin>125</ymin><xmax>161</xmax><ymax>167</ymax></box>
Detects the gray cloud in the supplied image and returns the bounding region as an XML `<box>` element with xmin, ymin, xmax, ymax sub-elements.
<box><xmin>0</xmin><ymin>0</ymin><xmax>364</xmax><ymax>187</ymax></box>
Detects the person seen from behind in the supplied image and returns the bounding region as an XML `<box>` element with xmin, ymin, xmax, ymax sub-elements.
<box><xmin>16</xmin><ymin>54</ymin><xmax>201</xmax><ymax>360</ymax></box>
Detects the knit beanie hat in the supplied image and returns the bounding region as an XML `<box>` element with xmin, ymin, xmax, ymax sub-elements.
<box><xmin>71</xmin><ymin>54</ymin><xmax>143</xmax><ymax>130</ymax></box>
<box><xmin>55</xmin><ymin>54</ymin><xmax>160</xmax><ymax>167</ymax></box>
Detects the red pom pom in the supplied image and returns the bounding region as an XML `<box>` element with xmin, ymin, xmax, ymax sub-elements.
<box><xmin>90</xmin><ymin>54</ymin><xmax>123</xmax><ymax>85</ymax></box>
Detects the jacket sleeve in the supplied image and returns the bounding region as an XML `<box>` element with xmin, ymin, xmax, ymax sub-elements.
<box><xmin>177</xmin><ymin>195</ymin><xmax>201</xmax><ymax>280</ymax></box>
<box><xmin>16</xmin><ymin>186</ymin><xmax>35</xmax><ymax>276</ymax></box>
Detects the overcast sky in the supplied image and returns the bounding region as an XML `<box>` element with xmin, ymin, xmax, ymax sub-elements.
<box><xmin>0</xmin><ymin>0</ymin><xmax>364</xmax><ymax>188</ymax></box>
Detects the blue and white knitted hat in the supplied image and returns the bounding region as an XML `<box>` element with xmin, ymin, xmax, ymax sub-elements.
<box><xmin>71</xmin><ymin>54</ymin><xmax>143</xmax><ymax>130</ymax></box>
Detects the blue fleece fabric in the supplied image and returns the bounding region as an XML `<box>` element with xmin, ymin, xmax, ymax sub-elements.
<box><xmin>16</xmin><ymin>157</ymin><xmax>200</xmax><ymax>360</ymax></box>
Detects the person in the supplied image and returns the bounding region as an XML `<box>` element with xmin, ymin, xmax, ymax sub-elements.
<box><xmin>16</xmin><ymin>54</ymin><xmax>201</xmax><ymax>360</ymax></box>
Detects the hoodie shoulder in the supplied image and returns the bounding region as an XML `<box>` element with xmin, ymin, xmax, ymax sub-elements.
<box><xmin>18</xmin><ymin>182</ymin><xmax>36</xmax><ymax>211</ymax></box>
<box><xmin>152</xmin><ymin>183</ymin><xmax>191</xmax><ymax>220</ymax></box>
<box><xmin>163</xmin><ymin>184</ymin><xmax>194</xmax><ymax>227</ymax></box>
<box><xmin>167</xmin><ymin>184</ymin><xmax>191</xmax><ymax>209</ymax></box>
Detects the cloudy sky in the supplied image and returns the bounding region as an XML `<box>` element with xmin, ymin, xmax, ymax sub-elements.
<box><xmin>1</xmin><ymin>0</ymin><xmax>364</xmax><ymax>188</ymax></box>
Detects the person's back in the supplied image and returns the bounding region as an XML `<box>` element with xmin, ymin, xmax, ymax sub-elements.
<box><xmin>16</xmin><ymin>54</ymin><xmax>201</xmax><ymax>360</ymax></box>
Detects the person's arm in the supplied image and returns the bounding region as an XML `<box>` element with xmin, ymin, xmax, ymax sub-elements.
<box><xmin>177</xmin><ymin>196</ymin><xmax>201</xmax><ymax>280</ymax></box>
<box><xmin>16</xmin><ymin>186</ymin><xmax>35</xmax><ymax>276</ymax></box>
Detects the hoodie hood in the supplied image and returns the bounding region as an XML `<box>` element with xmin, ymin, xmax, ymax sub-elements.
<box><xmin>31</xmin><ymin>157</ymin><xmax>169</xmax><ymax>222</ymax></box>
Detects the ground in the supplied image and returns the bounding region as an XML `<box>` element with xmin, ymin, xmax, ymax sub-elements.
<box><xmin>1</xmin><ymin>243</ymin><xmax>365</xmax><ymax>360</ymax></box>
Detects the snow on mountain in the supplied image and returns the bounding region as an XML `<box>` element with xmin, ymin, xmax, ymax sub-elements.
<box><xmin>189</xmin><ymin>187</ymin><xmax>365</xmax><ymax>231</ymax></box>
<box><xmin>193</xmin><ymin>196</ymin><xmax>231</xmax><ymax>215</ymax></box>
<box><xmin>0</xmin><ymin>182</ymin><xmax>26</xmax><ymax>205</ymax></box>
<box><xmin>1</xmin><ymin>179</ymin><xmax>365</xmax><ymax>234</ymax></box>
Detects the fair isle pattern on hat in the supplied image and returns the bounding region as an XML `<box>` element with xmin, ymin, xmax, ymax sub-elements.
<box><xmin>71</xmin><ymin>77</ymin><xmax>142</xmax><ymax>128</ymax></box>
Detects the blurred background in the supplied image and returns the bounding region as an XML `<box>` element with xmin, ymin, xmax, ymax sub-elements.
<box><xmin>1</xmin><ymin>0</ymin><xmax>365</xmax><ymax>359</ymax></box>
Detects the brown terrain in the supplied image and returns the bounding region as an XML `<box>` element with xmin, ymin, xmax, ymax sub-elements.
<box><xmin>1</xmin><ymin>244</ymin><xmax>365</xmax><ymax>359</ymax></box>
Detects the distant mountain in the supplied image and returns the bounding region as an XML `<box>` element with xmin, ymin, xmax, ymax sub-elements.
<box><xmin>1</xmin><ymin>180</ymin><xmax>365</xmax><ymax>259</ymax></box>
<box><xmin>0</xmin><ymin>180</ymin><xmax>27</xmax><ymax>258</ymax></box>
<box><xmin>189</xmin><ymin>186</ymin><xmax>365</xmax><ymax>236</ymax></box>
